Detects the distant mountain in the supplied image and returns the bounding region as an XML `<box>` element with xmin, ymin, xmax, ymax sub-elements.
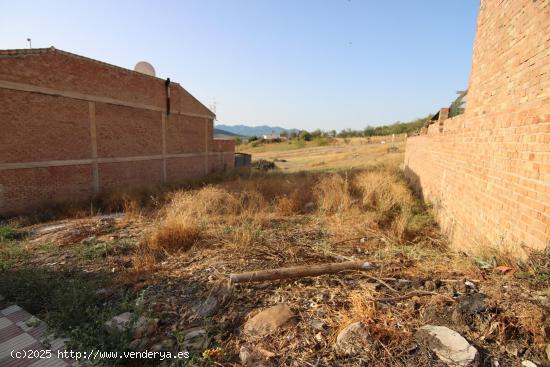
<box><xmin>213</xmin><ymin>128</ymin><xmax>242</xmax><ymax>139</ymax></box>
<box><xmin>216</xmin><ymin>124</ymin><xmax>299</xmax><ymax>137</ymax></box>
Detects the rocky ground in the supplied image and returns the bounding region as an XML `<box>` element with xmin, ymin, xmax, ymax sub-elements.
<box><xmin>1</xmin><ymin>212</ymin><xmax>548</xmax><ymax>366</ymax></box>
<box><xmin>0</xmin><ymin>166</ymin><xmax>548</xmax><ymax>366</ymax></box>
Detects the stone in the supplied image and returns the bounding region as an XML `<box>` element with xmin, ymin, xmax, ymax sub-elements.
<box><xmin>133</xmin><ymin>317</ymin><xmax>158</xmax><ymax>339</ymax></box>
<box><xmin>315</xmin><ymin>332</ymin><xmax>323</xmax><ymax>342</ymax></box>
<box><xmin>335</xmin><ymin>322</ymin><xmax>371</xmax><ymax>355</ymax></box>
<box><xmin>304</xmin><ymin>202</ymin><xmax>315</xmax><ymax>211</ymax></box>
<box><xmin>546</xmin><ymin>344</ymin><xmax>550</xmax><ymax>362</ymax></box>
<box><xmin>104</xmin><ymin>312</ymin><xmax>133</xmax><ymax>333</ymax></box>
<box><xmin>459</xmin><ymin>293</ymin><xmax>486</xmax><ymax>315</ymax></box>
<box><xmin>243</xmin><ymin>304</ymin><xmax>294</xmax><ymax>337</ymax></box>
<box><xmin>416</xmin><ymin>325</ymin><xmax>479</xmax><ymax>366</ymax></box>
<box><xmin>192</xmin><ymin>296</ymin><xmax>219</xmax><ymax>318</ymax></box>
<box><xmin>309</xmin><ymin>319</ymin><xmax>327</xmax><ymax>332</ymax></box>
<box><xmin>521</xmin><ymin>361</ymin><xmax>537</xmax><ymax>367</ymax></box>
<box><xmin>183</xmin><ymin>328</ymin><xmax>208</xmax><ymax>351</ymax></box>
<box><xmin>95</xmin><ymin>288</ymin><xmax>114</xmax><ymax>300</ymax></box>
<box><xmin>239</xmin><ymin>345</ymin><xmax>255</xmax><ymax>365</ymax></box>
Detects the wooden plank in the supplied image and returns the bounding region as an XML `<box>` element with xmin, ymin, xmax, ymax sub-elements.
<box><xmin>229</xmin><ymin>260</ymin><xmax>374</xmax><ymax>284</ymax></box>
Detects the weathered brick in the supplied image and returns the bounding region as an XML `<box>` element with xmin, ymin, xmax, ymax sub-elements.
<box><xmin>404</xmin><ymin>0</ymin><xmax>549</xmax><ymax>254</ymax></box>
<box><xmin>0</xmin><ymin>48</ymin><xmax>234</xmax><ymax>216</ymax></box>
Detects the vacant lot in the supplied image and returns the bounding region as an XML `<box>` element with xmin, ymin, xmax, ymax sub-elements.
<box><xmin>239</xmin><ymin>137</ymin><xmax>406</xmax><ymax>172</ymax></box>
<box><xmin>0</xmin><ymin>137</ymin><xmax>548</xmax><ymax>366</ymax></box>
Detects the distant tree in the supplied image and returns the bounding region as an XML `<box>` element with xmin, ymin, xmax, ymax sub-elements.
<box><xmin>280</xmin><ymin>130</ymin><xmax>289</xmax><ymax>138</ymax></box>
<box><xmin>248</xmin><ymin>135</ymin><xmax>259</xmax><ymax>142</ymax></box>
<box><xmin>311</xmin><ymin>129</ymin><xmax>323</xmax><ymax>138</ymax></box>
<box><xmin>338</xmin><ymin>128</ymin><xmax>355</xmax><ymax>138</ymax></box>
<box><xmin>360</xmin><ymin>115</ymin><xmax>432</xmax><ymax>137</ymax></box>
<box><xmin>449</xmin><ymin>91</ymin><xmax>467</xmax><ymax>118</ymax></box>
<box><xmin>299</xmin><ymin>130</ymin><xmax>312</xmax><ymax>141</ymax></box>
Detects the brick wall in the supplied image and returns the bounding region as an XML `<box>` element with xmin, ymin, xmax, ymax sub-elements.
<box><xmin>0</xmin><ymin>48</ymin><xmax>235</xmax><ymax>215</ymax></box>
<box><xmin>211</xmin><ymin>139</ymin><xmax>236</xmax><ymax>173</ymax></box>
<box><xmin>404</xmin><ymin>0</ymin><xmax>549</xmax><ymax>254</ymax></box>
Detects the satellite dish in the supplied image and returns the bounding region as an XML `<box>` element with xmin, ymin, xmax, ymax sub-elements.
<box><xmin>134</xmin><ymin>61</ymin><xmax>156</xmax><ymax>77</ymax></box>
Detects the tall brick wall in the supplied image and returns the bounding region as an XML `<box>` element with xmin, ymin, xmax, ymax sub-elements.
<box><xmin>404</xmin><ymin>0</ymin><xmax>549</xmax><ymax>254</ymax></box>
<box><xmin>0</xmin><ymin>48</ymin><xmax>234</xmax><ymax>215</ymax></box>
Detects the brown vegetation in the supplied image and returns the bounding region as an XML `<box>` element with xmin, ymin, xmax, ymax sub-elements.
<box><xmin>1</xmin><ymin>141</ymin><xmax>547</xmax><ymax>367</ymax></box>
<box><xmin>132</xmin><ymin>164</ymin><xmax>426</xmax><ymax>271</ymax></box>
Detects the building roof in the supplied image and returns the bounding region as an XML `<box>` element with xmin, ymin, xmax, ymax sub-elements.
<box><xmin>0</xmin><ymin>46</ymin><xmax>215</xmax><ymax>118</ymax></box>
<box><xmin>0</xmin><ymin>47</ymin><xmax>164</xmax><ymax>81</ymax></box>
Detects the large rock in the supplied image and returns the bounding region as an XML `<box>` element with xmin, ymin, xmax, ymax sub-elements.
<box><xmin>183</xmin><ymin>328</ymin><xmax>208</xmax><ymax>351</ymax></box>
<box><xmin>192</xmin><ymin>296</ymin><xmax>219</xmax><ymax>318</ymax></box>
<box><xmin>416</xmin><ymin>325</ymin><xmax>479</xmax><ymax>367</ymax></box>
<box><xmin>335</xmin><ymin>322</ymin><xmax>371</xmax><ymax>355</ymax></box>
<box><xmin>133</xmin><ymin>317</ymin><xmax>158</xmax><ymax>339</ymax></box>
<box><xmin>104</xmin><ymin>312</ymin><xmax>133</xmax><ymax>333</ymax></box>
<box><xmin>243</xmin><ymin>304</ymin><xmax>294</xmax><ymax>337</ymax></box>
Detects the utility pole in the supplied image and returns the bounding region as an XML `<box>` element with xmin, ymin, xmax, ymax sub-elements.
<box><xmin>26</xmin><ymin>38</ymin><xmax>32</xmax><ymax>48</ymax></box>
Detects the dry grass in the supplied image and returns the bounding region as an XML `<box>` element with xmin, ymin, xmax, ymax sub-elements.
<box><xmin>314</xmin><ymin>174</ymin><xmax>353</xmax><ymax>213</ymax></box>
<box><xmin>7</xmin><ymin>134</ymin><xmax>549</xmax><ymax>366</ymax></box>
<box><xmin>330</xmin><ymin>287</ymin><xmax>426</xmax><ymax>365</ymax></box>
<box><xmin>146</xmin><ymin>216</ymin><xmax>202</xmax><ymax>253</ymax></box>
<box><xmin>239</xmin><ymin>136</ymin><xmax>406</xmax><ymax>172</ymax></box>
<box><xmin>227</xmin><ymin>223</ymin><xmax>263</xmax><ymax>248</ymax></box>
<box><xmin>131</xmin><ymin>163</ymin><xmax>431</xmax><ymax>271</ymax></box>
<box><xmin>275</xmin><ymin>189</ymin><xmax>304</xmax><ymax>216</ymax></box>
<box><xmin>335</xmin><ymin>290</ymin><xmax>378</xmax><ymax>334</ymax></box>
<box><xmin>354</xmin><ymin>169</ymin><xmax>414</xmax><ymax>240</ymax></box>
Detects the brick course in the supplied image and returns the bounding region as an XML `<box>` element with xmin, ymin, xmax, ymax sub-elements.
<box><xmin>404</xmin><ymin>0</ymin><xmax>549</xmax><ymax>254</ymax></box>
<box><xmin>0</xmin><ymin>48</ymin><xmax>234</xmax><ymax>216</ymax></box>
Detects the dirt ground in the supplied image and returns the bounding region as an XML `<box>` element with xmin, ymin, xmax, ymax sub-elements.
<box><xmin>0</xmin><ymin>139</ymin><xmax>548</xmax><ymax>367</ymax></box>
<box><xmin>238</xmin><ymin>137</ymin><xmax>406</xmax><ymax>172</ymax></box>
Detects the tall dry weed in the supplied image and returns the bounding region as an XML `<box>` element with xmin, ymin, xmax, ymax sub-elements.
<box><xmin>146</xmin><ymin>215</ymin><xmax>202</xmax><ymax>253</ymax></box>
<box><xmin>166</xmin><ymin>186</ymin><xmax>240</xmax><ymax>217</ymax></box>
<box><xmin>228</xmin><ymin>223</ymin><xmax>263</xmax><ymax>248</ymax></box>
<box><xmin>354</xmin><ymin>170</ymin><xmax>414</xmax><ymax>239</ymax></box>
<box><xmin>355</xmin><ymin>171</ymin><xmax>413</xmax><ymax>214</ymax></box>
<box><xmin>314</xmin><ymin>174</ymin><xmax>353</xmax><ymax>213</ymax></box>
<box><xmin>276</xmin><ymin>190</ymin><xmax>304</xmax><ymax>216</ymax></box>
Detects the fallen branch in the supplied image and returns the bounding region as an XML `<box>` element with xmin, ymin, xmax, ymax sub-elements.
<box><xmin>229</xmin><ymin>260</ymin><xmax>374</xmax><ymax>284</ymax></box>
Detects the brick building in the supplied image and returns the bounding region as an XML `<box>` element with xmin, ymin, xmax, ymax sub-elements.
<box><xmin>0</xmin><ymin>47</ymin><xmax>234</xmax><ymax>216</ymax></box>
<box><xmin>404</xmin><ymin>0</ymin><xmax>549</xmax><ymax>255</ymax></box>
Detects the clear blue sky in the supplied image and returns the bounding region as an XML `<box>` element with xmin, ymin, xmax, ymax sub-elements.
<box><xmin>1</xmin><ymin>0</ymin><xmax>479</xmax><ymax>131</ymax></box>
